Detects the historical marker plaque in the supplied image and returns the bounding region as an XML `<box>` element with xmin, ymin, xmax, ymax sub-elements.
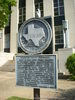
<box><xmin>16</xmin><ymin>54</ymin><xmax>57</xmax><ymax>89</ymax></box>
<box><xmin>19</xmin><ymin>18</ymin><xmax>52</xmax><ymax>54</ymax></box>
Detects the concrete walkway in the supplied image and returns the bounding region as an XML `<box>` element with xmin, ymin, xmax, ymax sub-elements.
<box><xmin>0</xmin><ymin>71</ymin><xmax>75</xmax><ymax>100</ymax></box>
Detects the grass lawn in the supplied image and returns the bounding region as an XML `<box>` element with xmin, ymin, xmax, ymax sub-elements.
<box><xmin>7</xmin><ymin>96</ymin><xmax>32</xmax><ymax>100</ymax></box>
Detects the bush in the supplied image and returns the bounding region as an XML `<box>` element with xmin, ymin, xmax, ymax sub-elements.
<box><xmin>69</xmin><ymin>75</ymin><xmax>75</xmax><ymax>81</ymax></box>
<box><xmin>65</xmin><ymin>54</ymin><xmax>75</xmax><ymax>80</ymax></box>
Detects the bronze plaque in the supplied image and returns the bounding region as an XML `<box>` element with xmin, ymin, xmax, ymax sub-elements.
<box><xmin>16</xmin><ymin>54</ymin><xmax>57</xmax><ymax>88</ymax></box>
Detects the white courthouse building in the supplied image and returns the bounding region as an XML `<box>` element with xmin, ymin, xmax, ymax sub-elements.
<box><xmin>0</xmin><ymin>0</ymin><xmax>75</xmax><ymax>74</ymax></box>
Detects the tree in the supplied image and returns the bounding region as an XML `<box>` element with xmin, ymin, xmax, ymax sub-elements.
<box><xmin>65</xmin><ymin>54</ymin><xmax>75</xmax><ymax>80</ymax></box>
<box><xmin>0</xmin><ymin>0</ymin><xmax>16</xmax><ymax>29</ymax></box>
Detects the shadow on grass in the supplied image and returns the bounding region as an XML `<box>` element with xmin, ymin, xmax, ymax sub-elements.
<box><xmin>60</xmin><ymin>88</ymin><xmax>75</xmax><ymax>100</ymax></box>
<box><xmin>48</xmin><ymin>88</ymin><xmax>75</xmax><ymax>100</ymax></box>
<box><xmin>46</xmin><ymin>88</ymin><xmax>75</xmax><ymax>100</ymax></box>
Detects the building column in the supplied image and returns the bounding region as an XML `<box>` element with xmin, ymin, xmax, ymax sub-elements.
<box><xmin>64</xmin><ymin>0</ymin><xmax>75</xmax><ymax>48</ymax></box>
<box><xmin>43</xmin><ymin>0</ymin><xmax>55</xmax><ymax>53</ymax></box>
<box><xmin>26</xmin><ymin>0</ymin><xmax>35</xmax><ymax>20</ymax></box>
<box><xmin>10</xmin><ymin>0</ymin><xmax>19</xmax><ymax>53</ymax></box>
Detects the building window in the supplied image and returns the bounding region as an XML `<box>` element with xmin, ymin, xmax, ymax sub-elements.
<box><xmin>19</xmin><ymin>0</ymin><xmax>26</xmax><ymax>24</ymax></box>
<box><xmin>55</xmin><ymin>26</ymin><xmax>63</xmax><ymax>45</ymax></box>
<box><xmin>53</xmin><ymin>0</ymin><xmax>64</xmax><ymax>16</ymax></box>
<box><xmin>35</xmin><ymin>0</ymin><xmax>43</xmax><ymax>17</ymax></box>
<box><xmin>19</xmin><ymin>7</ymin><xmax>26</xmax><ymax>24</ymax></box>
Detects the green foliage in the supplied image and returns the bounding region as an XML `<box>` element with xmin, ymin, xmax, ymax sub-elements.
<box><xmin>69</xmin><ymin>75</ymin><xmax>75</xmax><ymax>81</ymax></box>
<box><xmin>7</xmin><ymin>96</ymin><xmax>32</xmax><ymax>100</ymax></box>
<box><xmin>65</xmin><ymin>54</ymin><xmax>75</xmax><ymax>76</ymax></box>
<box><xmin>0</xmin><ymin>0</ymin><xmax>16</xmax><ymax>29</ymax></box>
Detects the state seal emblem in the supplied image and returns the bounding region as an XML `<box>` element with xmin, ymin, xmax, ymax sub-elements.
<box><xmin>19</xmin><ymin>18</ymin><xmax>52</xmax><ymax>54</ymax></box>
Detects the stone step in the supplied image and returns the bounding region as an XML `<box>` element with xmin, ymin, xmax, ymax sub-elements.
<box><xmin>58</xmin><ymin>73</ymin><xmax>70</xmax><ymax>79</ymax></box>
<box><xmin>0</xmin><ymin>60</ymin><xmax>15</xmax><ymax>72</ymax></box>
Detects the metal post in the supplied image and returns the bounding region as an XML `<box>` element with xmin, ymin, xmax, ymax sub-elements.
<box><xmin>34</xmin><ymin>88</ymin><xmax>40</xmax><ymax>100</ymax></box>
